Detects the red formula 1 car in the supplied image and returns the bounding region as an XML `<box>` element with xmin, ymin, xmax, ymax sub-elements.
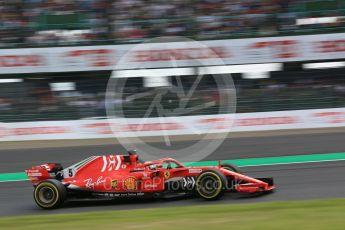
<box><xmin>25</xmin><ymin>151</ymin><xmax>274</xmax><ymax>209</ymax></box>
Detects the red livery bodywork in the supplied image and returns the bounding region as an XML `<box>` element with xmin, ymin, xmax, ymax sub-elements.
<box><xmin>26</xmin><ymin>151</ymin><xmax>274</xmax><ymax>209</ymax></box>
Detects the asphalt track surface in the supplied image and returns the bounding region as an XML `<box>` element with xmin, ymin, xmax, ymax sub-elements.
<box><xmin>0</xmin><ymin>131</ymin><xmax>345</xmax><ymax>217</ymax></box>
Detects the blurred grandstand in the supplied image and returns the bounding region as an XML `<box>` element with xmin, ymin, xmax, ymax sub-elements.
<box><xmin>0</xmin><ymin>0</ymin><xmax>344</xmax><ymax>122</ymax></box>
<box><xmin>0</xmin><ymin>67</ymin><xmax>344</xmax><ymax>122</ymax></box>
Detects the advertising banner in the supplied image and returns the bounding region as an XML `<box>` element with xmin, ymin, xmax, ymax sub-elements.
<box><xmin>0</xmin><ymin>33</ymin><xmax>344</xmax><ymax>73</ymax></box>
<box><xmin>0</xmin><ymin>108</ymin><xmax>344</xmax><ymax>141</ymax></box>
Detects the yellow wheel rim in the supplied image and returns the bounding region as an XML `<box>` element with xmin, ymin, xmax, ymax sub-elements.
<box><xmin>34</xmin><ymin>182</ymin><xmax>60</xmax><ymax>208</ymax></box>
<box><xmin>196</xmin><ymin>172</ymin><xmax>223</xmax><ymax>199</ymax></box>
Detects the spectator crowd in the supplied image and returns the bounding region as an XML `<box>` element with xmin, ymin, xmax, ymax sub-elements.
<box><xmin>0</xmin><ymin>0</ymin><xmax>344</xmax><ymax>47</ymax></box>
<box><xmin>0</xmin><ymin>73</ymin><xmax>344</xmax><ymax>122</ymax></box>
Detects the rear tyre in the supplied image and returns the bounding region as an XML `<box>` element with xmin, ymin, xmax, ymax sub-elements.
<box><xmin>34</xmin><ymin>179</ymin><xmax>66</xmax><ymax>209</ymax></box>
<box><xmin>221</xmin><ymin>163</ymin><xmax>240</xmax><ymax>173</ymax></box>
<box><xmin>196</xmin><ymin>170</ymin><xmax>226</xmax><ymax>200</ymax></box>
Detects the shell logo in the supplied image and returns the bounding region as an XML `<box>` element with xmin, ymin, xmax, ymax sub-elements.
<box><xmin>124</xmin><ymin>177</ymin><xmax>137</xmax><ymax>190</ymax></box>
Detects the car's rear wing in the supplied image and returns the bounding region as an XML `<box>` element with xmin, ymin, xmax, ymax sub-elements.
<box><xmin>25</xmin><ymin>163</ymin><xmax>63</xmax><ymax>185</ymax></box>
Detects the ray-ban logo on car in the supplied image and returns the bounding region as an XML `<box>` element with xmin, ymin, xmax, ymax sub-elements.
<box><xmin>84</xmin><ymin>176</ymin><xmax>106</xmax><ymax>189</ymax></box>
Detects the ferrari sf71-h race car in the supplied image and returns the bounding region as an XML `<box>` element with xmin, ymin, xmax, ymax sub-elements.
<box><xmin>25</xmin><ymin>151</ymin><xmax>275</xmax><ymax>209</ymax></box>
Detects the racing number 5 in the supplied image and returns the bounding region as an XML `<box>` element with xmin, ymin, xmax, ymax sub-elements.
<box><xmin>68</xmin><ymin>169</ymin><xmax>73</xmax><ymax>177</ymax></box>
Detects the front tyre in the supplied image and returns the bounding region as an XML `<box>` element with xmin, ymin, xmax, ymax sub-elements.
<box><xmin>34</xmin><ymin>179</ymin><xmax>66</xmax><ymax>209</ymax></box>
<box><xmin>196</xmin><ymin>170</ymin><xmax>226</xmax><ymax>200</ymax></box>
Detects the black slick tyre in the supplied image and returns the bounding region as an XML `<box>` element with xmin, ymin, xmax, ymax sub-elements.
<box><xmin>34</xmin><ymin>179</ymin><xmax>67</xmax><ymax>209</ymax></box>
<box><xmin>221</xmin><ymin>163</ymin><xmax>240</xmax><ymax>173</ymax></box>
<box><xmin>196</xmin><ymin>170</ymin><xmax>226</xmax><ymax>200</ymax></box>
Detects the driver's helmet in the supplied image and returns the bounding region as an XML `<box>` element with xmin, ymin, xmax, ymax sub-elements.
<box><xmin>149</xmin><ymin>164</ymin><xmax>157</xmax><ymax>170</ymax></box>
<box><xmin>127</xmin><ymin>150</ymin><xmax>137</xmax><ymax>155</ymax></box>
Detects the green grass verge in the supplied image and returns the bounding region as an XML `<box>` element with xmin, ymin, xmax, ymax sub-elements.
<box><xmin>1</xmin><ymin>199</ymin><xmax>345</xmax><ymax>230</ymax></box>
